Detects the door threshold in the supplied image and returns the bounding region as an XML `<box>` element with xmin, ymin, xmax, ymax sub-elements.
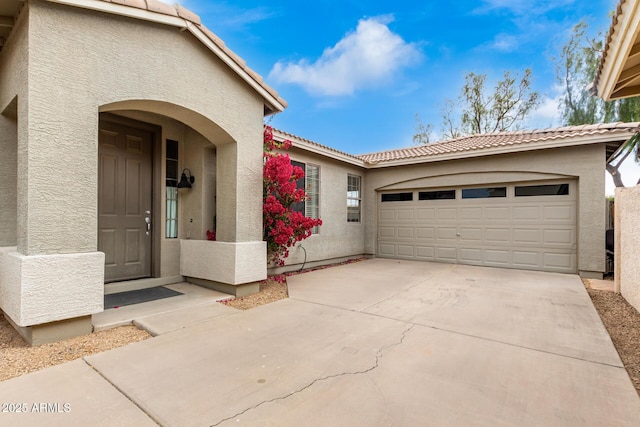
<box><xmin>104</xmin><ymin>276</ymin><xmax>185</xmax><ymax>295</ymax></box>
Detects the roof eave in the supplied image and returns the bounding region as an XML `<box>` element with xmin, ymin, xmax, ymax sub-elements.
<box><xmin>596</xmin><ymin>0</ymin><xmax>640</xmax><ymax>100</ymax></box>
<box><xmin>273</xmin><ymin>130</ymin><xmax>365</xmax><ymax>167</ymax></box>
<box><xmin>363</xmin><ymin>131</ymin><xmax>638</xmax><ymax>168</ymax></box>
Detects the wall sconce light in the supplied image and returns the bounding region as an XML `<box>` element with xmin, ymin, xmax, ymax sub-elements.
<box><xmin>177</xmin><ymin>168</ymin><xmax>195</xmax><ymax>189</ymax></box>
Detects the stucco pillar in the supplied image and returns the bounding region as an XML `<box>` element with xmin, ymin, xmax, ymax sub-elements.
<box><xmin>0</xmin><ymin>100</ymin><xmax>104</xmax><ymax>330</ymax></box>
<box><xmin>215</xmin><ymin>128</ymin><xmax>263</xmax><ymax>243</ymax></box>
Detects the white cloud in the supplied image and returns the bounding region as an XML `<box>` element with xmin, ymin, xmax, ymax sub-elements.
<box><xmin>486</xmin><ymin>33</ymin><xmax>520</xmax><ymax>52</ymax></box>
<box><xmin>268</xmin><ymin>16</ymin><xmax>422</xmax><ymax>96</ymax></box>
<box><xmin>476</xmin><ymin>0</ymin><xmax>575</xmax><ymax>15</ymax></box>
<box><xmin>526</xmin><ymin>89</ymin><xmax>562</xmax><ymax>129</ymax></box>
<box><xmin>177</xmin><ymin>1</ymin><xmax>275</xmax><ymax>29</ymax></box>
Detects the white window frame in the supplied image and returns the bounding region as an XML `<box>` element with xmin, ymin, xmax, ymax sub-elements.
<box><xmin>347</xmin><ymin>174</ymin><xmax>361</xmax><ymax>223</ymax></box>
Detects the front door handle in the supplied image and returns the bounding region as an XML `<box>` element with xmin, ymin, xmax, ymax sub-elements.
<box><xmin>145</xmin><ymin>211</ymin><xmax>151</xmax><ymax>235</ymax></box>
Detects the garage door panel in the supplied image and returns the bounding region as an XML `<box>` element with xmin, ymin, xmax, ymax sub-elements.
<box><xmin>485</xmin><ymin>228</ymin><xmax>510</xmax><ymax>243</ymax></box>
<box><xmin>437</xmin><ymin>208</ymin><xmax>457</xmax><ymax>220</ymax></box>
<box><xmin>416</xmin><ymin>246</ymin><xmax>435</xmax><ymax>259</ymax></box>
<box><xmin>513</xmin><ymin>251</ymin><xmax>541</xmax><ymax>267</ymax></box>
<box><xmin>512</xmin><ymin>228</ymin><xmax>541</xmax><ymax>244</ymax></box>
<box><xmin>542</xmin><ymin>229</ymin><xmax>575</xmax><ymax>246</ymax></box>
<box><xmin>484</xmin><ymin>249</ymin><xmax>510</xmax><ymax>265</ymax></box>
<box><xmin>397</xmin><ymin>227</ymin><xmax>414</xmax><ymax>239</ymax></box>
<box><xmin>459</xmin><ymin>207</ymin><xmax>483</xmax><ymax>220</ymax></box>
<box><xmin>379</xmin><ymin>209</ymin><xmax>395</xmax><ymax>221</ymax></box>
<box><xmin>459</xmin><ymin>247</ymin><xmax>482</xmax><ymax>263</ymax></box>
<box><xmin>416</xmin><ymin>227</ymin><xmax>435</xmax><ymax>239</ymax></box>
<box><xmin>378</xmin><ymin>244</ymin><xmax>396</xmax><ymax>256</ymax></box>
<box><xmin>397</xmin><ymin>209</ymin><xmax>414</xmax><ymax>221</ymax></box>
<box><xmin>378</xmin><ymin>181</ymin><xmax>576</xmax><ymax>273</ymax></box>
<box><xmin>543</xmin><ymin>205</ymin><xmax>574</xmax><ymax>222</ymax></box>
<box><xmin>437</xmin><ymin>227</ymin><xmax>458</xmax><ymax>240</ymax></box>
<box><xmin>417</xmin><ymin>208</ymin><xmax>436</xmax><ymax>220</ymax></box>
<box><xmin>513</xmin><ymin>206</ymin><xmax>540</xmax><ymax>221</ymax></box>
<box><xmin>379</xmin><ymin>226</ymin><xmax>396</xmax><ymax>238</ymax></box>
<box><xmin>543</xmin><ymin>252</ymin><xmax>574</xmax><ymax>270</ymax></box>
<box><xmin>397</xmin><ymin>245</ymin><xmax>414</xmax><ymax>257</ymax></box>
<box><xmin>436</xmin><ymin>247</ymin><xmax>457</xmax><ymax>261</ymax></box>
<box><xmin>485</xmin><ymin>206</ymin><xmax>510</xmax><ymax>220</ymax></box>
<box><xmin>459</xmin><ymin>227</ymin><xmax>482</xmax><ymax>242</ymax></box>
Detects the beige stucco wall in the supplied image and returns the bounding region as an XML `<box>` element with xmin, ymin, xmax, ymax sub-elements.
<box><xmin>615</xmin><ymin>185</ymin><xmax>640</xmax><ymax>312</ymax></box>
<box><xmin>281</xmin><ymin>148</ymin><xmax>367</xmax><ymax>267</ymax></box>
<box><xmin>25</xmin><ymin>0</ymin><xmax>265</xmax><ymax>256</ymax></box>
<box><xmin>364</xmin><ymin>144</ymin><xmax>607</xmax><ymax>275</ymax></box>
<box><xmin>0</xmin><ymin>1</ymin><xmax>270</xmax><ymax>326</ymax></box>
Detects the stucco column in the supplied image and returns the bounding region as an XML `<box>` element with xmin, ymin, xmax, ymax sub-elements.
<box><xmin>215</xmin><ymin>127</ymin><xmax>263</xmax><ymax>243</ymax></box>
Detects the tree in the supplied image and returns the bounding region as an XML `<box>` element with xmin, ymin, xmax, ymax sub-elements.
<box><xmin>263</xmin><ymin>126</ymin><xmax>322</xmax><ymax>266</ymax></box>
<box><xmin>555</xmin><ymin>20</ymin><xmax>640</xmax><ymax>186</ymax></box>
<box><xmin>414</xmin><ymin>69</ymin><xmax>540</xmax><ymax>142</ymax></box>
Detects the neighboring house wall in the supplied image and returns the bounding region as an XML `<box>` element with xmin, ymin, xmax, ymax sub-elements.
<box><xmin>615</xmin><ymin>185</ymin><xmax>640</xmax><ymax>312</ymax></box>
<box><xmin>364</xmin><ymin>144</ymin><xmax>607</xmax><ymax>276</ymax></box>
<box><xmin>271</xmin><ymin>147</ymin><xmax>367</xmax><ymax>272</ymax></box>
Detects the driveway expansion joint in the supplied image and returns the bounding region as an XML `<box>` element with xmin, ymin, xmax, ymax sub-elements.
<box><xmin>209</xmin><ymin>324</ymin><xmax>416</xmax><ymax>427</ymax></box>
<box><xmin>82</xmin><ymin>358</ymin><xmax>162</xmax><ymax>426</ymax></box>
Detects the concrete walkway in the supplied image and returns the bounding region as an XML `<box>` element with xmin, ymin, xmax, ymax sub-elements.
<box><xmin>1</xmin><ymin>259</ymin><xmax>639</xmax><ymax>426</ymax></box>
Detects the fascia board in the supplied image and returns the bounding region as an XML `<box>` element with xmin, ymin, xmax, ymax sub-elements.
<box><xmin>598</xmin><ymin>0</ymin><xmax>640</xmax><ymax>100</ymax></box>
<box><xmin>44</xmin><ymin>0</ymin><xmax>186</xmax><ymax>28</ymax></box>
<box><xmin>291</xmin><ymin>139</ymin><xmax>366</xmax><ymax>167</ymax></box>
<box><xmin>185</xmin><ymin>22</ymin><xmax>286</xmax><ymax>114</ymax></box>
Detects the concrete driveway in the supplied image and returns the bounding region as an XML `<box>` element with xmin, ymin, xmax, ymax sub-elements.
<box><xmin>1</xmin><ymin>259</ymin><xmax>639</xmax><ymax>426</ymax></box>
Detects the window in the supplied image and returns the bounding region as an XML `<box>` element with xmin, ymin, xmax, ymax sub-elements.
<box><xmin>347</xmin><ymin>174</ymin><xmax>361</xmax><ymax>222</ymax></box>
<box><xmin>165</xmin><ymin>139</ymin><xmax>179</xmax><ymax>238</ymax></box>
<box><xmin>381</xmin><ymin>192</ymin><xmax>413</xmax><ymax>202</ymax></box>
<box><xmin>419</xmin><ymin>190</ymin><xmax>456</xmax><ymax>200</ymax></box>
<box><xmin>291</xmin><ymin>160</ymin><xmax>321</xmax><ymax>234</ymax></box>
<box><xmin>515</xmin><ymin>183</ymin><xmax>569</xmax><ymax>197</ymax></box>
<box><xmin>462</xmin><ymin>187</ymin><xmax>506</xmax><ymax>199</ymax></box>
<box><xmin>305</xmin><ymin>164</ymin><xmax>320</xmax><ymax>234</ymax></box>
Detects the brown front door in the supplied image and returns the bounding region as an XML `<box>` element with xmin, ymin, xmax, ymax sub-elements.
<box><xmin>98</xmin><ymin>119</ymin><xmax>153</xmax><ymax>282</ymax></box>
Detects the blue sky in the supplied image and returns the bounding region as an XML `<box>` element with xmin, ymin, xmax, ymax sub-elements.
<box><xmin>178</xmin><ymin>0</ymin><xmax>638</xmax><ymax>191</ymax></box>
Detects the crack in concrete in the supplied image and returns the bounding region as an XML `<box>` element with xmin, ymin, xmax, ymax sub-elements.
<box><xmin>210</xmin><ymin>324</ymin><xmax>415</xmax><ymax>427</ymax></box>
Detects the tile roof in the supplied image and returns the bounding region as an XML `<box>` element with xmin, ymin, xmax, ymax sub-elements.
<box><xmin>92</xmin><ymin>0</ymin><xmax>286</xmax><ymax>112</ymax></box>
<box><xmin>273</xmin><ymin>129</ymin><xmax>365</xmax><ymax>165</ymax></box>
<box><xmin>594</xmin><ymin>0</ymin><xmax>627</xmax><ymax>95</ymax></box>
<box><xmin>357</xmin><ymin>122</ymin><xmax>640</xmax><ymax>164</ymax></box>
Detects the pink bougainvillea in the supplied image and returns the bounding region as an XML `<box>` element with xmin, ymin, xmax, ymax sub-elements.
<box><xmin>263</xmin><ymin>126</ymin><xmax>322</xmax><ymax>266</ymax></box>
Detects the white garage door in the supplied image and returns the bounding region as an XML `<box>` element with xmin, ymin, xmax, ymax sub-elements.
<box><xmin>377</xmin><ymin>181</ymin><xmax>577</xmax><ymax>273</ymax></box>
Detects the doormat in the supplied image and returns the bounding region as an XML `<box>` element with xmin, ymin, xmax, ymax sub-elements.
<box><xmin>104</xmin><ymin>287</ymin><xmax>183</xmax><ymax>309</ymax></box>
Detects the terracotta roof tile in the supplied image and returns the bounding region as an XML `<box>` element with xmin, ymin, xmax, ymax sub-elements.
<box><xmin>273</xmin><ymin>129</ymin><xmax>364</xmax><ymax>162</ymax></box>
<box><xmin>594</xmin><ymin>0</ymin><xmax>627</xmax><ymax>93</ymax></box>
<box><xmin>357</xmin><ymin>122</ymin><xmax>640</xmax><ymax>163</ymax></box>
